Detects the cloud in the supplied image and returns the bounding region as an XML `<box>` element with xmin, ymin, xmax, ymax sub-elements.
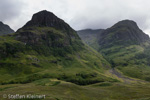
<box><xmin>0</xmin><ymin>0</ymin><xmax>150</xmax><ymax>36</ymax></box>
<box><xmin>0</xmin><ymin>0</ymin><xmax>22</xmax><ymax>21</ymax></box>
<box><xmin>0</xmin><ymin>0</ymin><xmax>25</xmax><ymax>30</ymax></box>
<box><xmin>69</xmin><ymin>0</ymin><xmax>150</xmax><ymax>31</ymax></box>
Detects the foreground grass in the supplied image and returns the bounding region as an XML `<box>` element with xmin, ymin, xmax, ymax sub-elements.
<box><xmin>0</xmin><ymin>79</ymin><xmax>150</xmax><ymax>100</ymax></box>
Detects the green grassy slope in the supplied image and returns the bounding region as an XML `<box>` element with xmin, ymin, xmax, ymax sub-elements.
<box><xmin>100</xmin><ymin>43</ymin><xmax>150</xmax><ymax>81</ymax></box>
<box><xmin>0</xmin><ymin>27</ymin><xmax>116</xmax><ymax>86</ymax></box>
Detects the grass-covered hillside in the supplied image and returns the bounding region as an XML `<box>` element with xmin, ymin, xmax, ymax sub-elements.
<box><xmin>0</xmin><ymin>10</ymin><xmax>115</xmax><ymax>86</ymax></box>
<box><xmin>100</xmin><ymin>43</ymin><xmax>150</xmax><ymax>81</ymax></box>
<box><xmin>0</xmin><ymin>33</ymin><xmax>114</xmax><ymax>85</ymax></box>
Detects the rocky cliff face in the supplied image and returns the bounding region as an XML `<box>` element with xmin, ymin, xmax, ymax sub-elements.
<box><xmin>0</xmin><ymin>21</ymin><xmax>14</xmax><ymax>35</ymax></box>
<box><xmin>98</xmin><ymin>20</ymin><xmax>150</xmax><ymax>47</ymax></box>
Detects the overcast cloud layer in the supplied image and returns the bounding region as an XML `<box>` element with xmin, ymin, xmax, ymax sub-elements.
<box><xmin>1</xmin><ymin>0</ymin><xmax>150</xmax><ymax>35</ymax></box>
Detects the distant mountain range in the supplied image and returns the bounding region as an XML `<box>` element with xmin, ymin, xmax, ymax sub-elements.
<box><xmin>0</xmin><ymin>21</ymin><xmax>14</xmax><ymax>35</ymax></box>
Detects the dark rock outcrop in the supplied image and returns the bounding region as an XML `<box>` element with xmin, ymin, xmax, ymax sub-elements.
<box><xmin>22</xmin><ymin>10</ymin><xmax>73</xmax><ymax>31</ymax></box>
<box><xmin>0</xmin><ymin>21</ymin><xmax>14</xmax><ymax>35</ymax></box>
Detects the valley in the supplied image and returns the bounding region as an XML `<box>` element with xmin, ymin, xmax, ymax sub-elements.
<box><xmin>0</xmin><ymin>10</ymin><xmax>150</xmax><ymax>100</ymax></box>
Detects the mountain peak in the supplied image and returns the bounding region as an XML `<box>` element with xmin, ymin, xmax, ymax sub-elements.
<box><xmin>16</xmin><ymin>10</ymin><xmax>81</xmax><ymax>47</ymax></box>
<box><xmin>22</xmin><ymin>10</ymin><xmax>72</xmax><ymax>31</ymax></box>
<box><xmin>112</xmin><ymin>20</ymin><xmax>139</xmax><ymax>29</ymax></box>
<box><xmin>115</xmin><ymin>19</ymin><xmax>136</xmax><ymax>24</ymax></box>
<box><xmin>98</xmin><ymin>20</ymin><xmax>150</xmax><ymax>47</ymax></box>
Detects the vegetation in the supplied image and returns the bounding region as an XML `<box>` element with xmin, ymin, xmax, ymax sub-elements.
<box><xmin>0</xmin><ymin>27</ymin><xmax>114</xmax><ymax>86</ymax></box>
<box><xmin>99</xmin><ymin>43</ymin><xmax>150</xmax><ymax>81</ymax></box>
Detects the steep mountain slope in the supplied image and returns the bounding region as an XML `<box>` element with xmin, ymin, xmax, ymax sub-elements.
<box><xmin>78</xmin><ymin>20</ymin><xmax>150</xmax><ymax>81</ymax></box>
<box><xmin>0</xmin><ymin>10</ymin><xmax>115</xmax><ymax>85</ymax></box>
<box><xmin>0</xmin><ymin>21</ymin><xmax>14</xmax><ymax>35</ymax></box>
<box><xmin>77</xmin><ymin>29</ymin><xmax>104</xmax><ymax>50</ymax></box>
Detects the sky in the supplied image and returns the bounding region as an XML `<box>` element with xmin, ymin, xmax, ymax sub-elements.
<box><xmin>1</xmin><ymin>0</ymin><xmax>150</xmax><ymax>35</ymax></box>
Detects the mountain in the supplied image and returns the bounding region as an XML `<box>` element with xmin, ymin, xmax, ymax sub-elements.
<box><xmin>0</xmin><ymin>21</ymin><xmax>14</xmax><ymax>35</ymax></box>
<box><xmin>0</xmin><ymin>10</ymin><xmax>114</xmax><ymax>85</ymax></box>
<box><xmin>77</xmin><ymin>29</ymin><xmax>104</xmax><ymax>50</ymax></box>
<box><xmin>78</xmin><ymin>20</ymin><xmax>150</xmax><ymax>81</ymax></box>
<box><xmin>15</xmin><ymin>10</ymin><xmax>82</xmax><ymax>53</ymax></box>
<box><xmin>77</xmin><ymin>20</ymin><xmax>150</xmax><ymax>50</ymax></box>
<box><xmin>98</xmin><ymin>20</ymin><xmax>150</xmax><ymax>48</ymax></box>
